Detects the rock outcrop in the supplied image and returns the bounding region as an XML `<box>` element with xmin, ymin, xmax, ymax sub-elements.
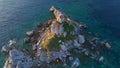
<box><xmin>4</xmin><ymin>50</ymin><xmax>32</xmax><ymax>68</ymax></box>
<box><xmin>3</xmin><ymin>6</ymin><xmax>112</xmax><ymax>68</ymax></box>
<box><xmin>2</xmin><ymin>46</ymin><xmax>12</xmax><ymax>53</ymax></box>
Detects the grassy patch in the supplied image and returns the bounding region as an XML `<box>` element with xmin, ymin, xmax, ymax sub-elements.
<box><xmin>48</xmin><ymin>37</ymin><xmax>60</xmax><ymax>51</ymax></box>
<box><xmin>63</xmin><ymin>22</ymin><xmax>74</xmax><ymax>33</ymax></box>
<box><xmin>63</xmin><ymin>22</ymin><xmax>75</xmax><ymax>40</ymax></box>
<box><xmin>65</xmin><ymin>34</ymin><xmax>74</xmax><ymax>40</ymax></box>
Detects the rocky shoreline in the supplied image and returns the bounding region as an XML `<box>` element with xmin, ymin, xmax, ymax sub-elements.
<box><xmin>2</xmin><ymin>6</ymin><xmax>111</xmax><ymax>68</ymax></box>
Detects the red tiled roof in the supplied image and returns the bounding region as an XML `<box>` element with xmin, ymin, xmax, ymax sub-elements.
<box><xmin>60</xmin><ymin>15</ymin><xmax>64</xmax><ymax>19</ymax></box>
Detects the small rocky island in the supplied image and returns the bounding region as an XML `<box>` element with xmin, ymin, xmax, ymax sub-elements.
<box><xmin>2</xmin><ymin>6</ymin><xmax>111</xmax><ymax>68</ymax></box>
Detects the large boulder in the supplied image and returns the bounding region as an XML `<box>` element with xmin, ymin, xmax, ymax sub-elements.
<box><xmin>73</xmin><ymin>40</ymin><xmax>80</xmax><ymax>47</ymax></box>
<box><xmin>4</xmin><ymin>50</ymin><xmax>32</xmax><ymax>68</ymax></box>
<box><xmin>105</xmin><ymin>42</ymin><xmax>111</xmax><ymax>49</ymax></box>
<box><xmin>78</xmin><ymin>35</ymin><xmax>85</xmax><ymax>44</ymax></box>
<box><xmin>26</xmin><ymin>30</ymin><xmax>34</xmax><ymax>37</ymax></box>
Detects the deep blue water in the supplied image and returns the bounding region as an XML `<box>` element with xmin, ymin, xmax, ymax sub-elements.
<box><xmin>0</xmin><ymin>0</ymin><xmax>120</xmax><ymax>68</ymax></box>
<box><xmin>92</xmin><ymin>0</ymin><xmax>120</xmax><ymax>38</ymax></box>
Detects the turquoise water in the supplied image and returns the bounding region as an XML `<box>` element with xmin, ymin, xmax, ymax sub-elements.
<box><xmin>0</xmin><ymin>0</ymin><xmax>120</xmax><ymax>68</ymax></box>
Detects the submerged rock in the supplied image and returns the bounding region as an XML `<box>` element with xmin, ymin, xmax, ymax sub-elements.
<box><xmin>71</xmin><ymin>58</ymin><xmax>80</xmax><ymax>68</ymax></box>
<box><xmin>37</xmin><ymin>23</ymin><xmax>43</xmax><ymax>28</ymax></box>
<box><xmin>24</xmin><ymin>37</ymin><xmax>31</xmax><ymax>43</ymax></box>
<box><xmin>84</xmin><ymin>51</ymin><xmax>89</xmax><ymax>56</ymax></box>
<box><xmin>99</xmin><ymin>56</ymin><xmax>104</xmax><ymax>62</ymax></box>
<box><xmin>105</xmin><ymin>42</ymin><xmax>111</xmax><ymax>49</ymax></box>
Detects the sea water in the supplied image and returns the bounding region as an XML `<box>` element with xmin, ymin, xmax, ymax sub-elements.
<box><xmin>0</xmin><ymin>0</ymin><xmax>120</xmax><ymax>68</ymax></box>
